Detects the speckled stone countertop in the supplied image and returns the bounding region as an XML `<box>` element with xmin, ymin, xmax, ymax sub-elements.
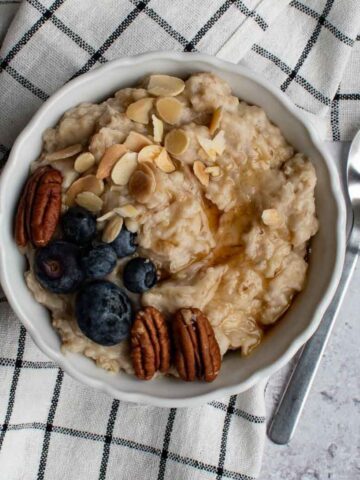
<box><xmin>259</xmin><ymin>143</ymin><xmax>360</xmax><ymax>480</ymax></box>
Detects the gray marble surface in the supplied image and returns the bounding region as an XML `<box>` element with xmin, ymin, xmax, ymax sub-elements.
<box><xmin>260</xmin><ymin>143</ymin><xmax>360</xmax><ymax>480</ymax></box>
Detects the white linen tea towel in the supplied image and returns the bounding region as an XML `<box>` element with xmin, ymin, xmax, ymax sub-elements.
<box><xmin>1</xmin><ymin>1</ymin><xmax>360</xmax><ymax>479</ymax></box>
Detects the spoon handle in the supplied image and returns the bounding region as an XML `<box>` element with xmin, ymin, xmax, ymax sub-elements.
<box><xmin>267</xmin><ymin>243</ymin><xmax>358</xmax><ymax>445</ymax></box>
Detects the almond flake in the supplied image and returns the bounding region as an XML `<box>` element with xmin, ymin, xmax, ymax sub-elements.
<box><xmin>111</xmin><ymin>152</ymin><xmax>138</xmax><ymax>186</ymax></box>
<box><xmin>75</xmin><ymin>191</ymin><xmax>103</xmax><ymax>213</ymax></box>
<box><xmin>197</xmin><ymin>136</ymin><xmax>217</xmax><ymax>161</ymax></box>
<box><xmin>152</xmin><ymin>114</ymin><xmax>164</xmax><ymax>143</ymax></box>
<box><xmin>74</xmin><ymin>152</ymin><xmax>96</xmax><ymax>173</ymax></box>
<box><xmin>205</xmin><ymin>166</ymin><xmax>221</xmax><ymax>177</ymax></box>
<box><xmin>129</xmin><ymin>167</ymin><xmax>156</xmax><ymax>204</ymax></box>
<box><xmin>96</xmin><ymin>211</ymin><xmax>116</xmax><ymax>222</ymax></box>
<box><xmin>125</xmin><ymin>218</ymin><xmax>139</xmax><ymax>233</ymax></box>
<box><xmin>66</xmin><ymin>175</ymin><xmax>104</xmax><ymax>206</ymax></box>
<box><xmin>193</xmin><ymin>161</ymin><xmax>209</xmax><ymax>187</ymax></box>
<box><xmin>164</xmin><ymin>129</ymin><xmax>189</xmax><ymax>156</ymax></box>
<box><xmin>102</xmin><ymin>216</ymin><xmax>124</xmax><ymax>243</ymax></box>
<box><xmin>138</xmin><ymin>144</ymin><xmax>163</xmax><ymax>164</ymax></box>
<box><xmin>209</xmin><ymin>107</ymin><xmax>223</xmax><ymax>135</ymax></box>
<box><xmin>156</xmin><ymin>97</ymin><xmax>183</xmax><ymax>125</ymax></box>
<box><xmin>155</xmin><ymin>148</ymin><xmax>176</xmax><ymax>173</ymax></box>
<box><xmin>124</xmin><ymin>131</ymin><xmax>153</xmax><ymax>152</ymax></box>
<box><xmin>197</xmin><ymin>130</ymin><xmax>226</xmax><ymax>161</ymax></box>
<box><xmin>138</xmin><ymin>161</ymin><xmax>157</xmax><ymax>176</ymax></box>
<box><xmin>126</xmin><ymin>97</ymin><xmax>153</xmax><ymax>124</ymax></box>
<box><xmin>262</xmin><ymin>209</ymin><xmax>283</xmax><ymax>227</ymax></box>
<box><xmin>147</xmin><ymin>75</ymin><xmax>185</xmax><ymax>97</ymax></box>
<box><xmin>96</xmin><ymin>144</ymin><xmax>127</xmax><ymax>179</ymax></box>
<box><xmin>45</xmin><ymin>144</ymin><xmax>83</xmax><ymax>162</ymax></box>
<box><xmin>114</xmin><ymin>204</ymin><xmax>139</xmax><ymax>218</ymax></box>
<box><xmin>212</xmin><ymin>130</ymin><xmax>226</xmax><ymax>155</ymax></box>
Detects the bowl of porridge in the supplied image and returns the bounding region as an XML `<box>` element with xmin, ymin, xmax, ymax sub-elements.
<box><xmin>0</xmin><ymin>52</ymin><xmax>346</xmax><ymax>406</ymax></box>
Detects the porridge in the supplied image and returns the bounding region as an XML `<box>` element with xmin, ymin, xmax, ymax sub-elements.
<box><xmin>14</xmin><ymin>73</ymin><xmax>318</xmax><ymax>382</ymax></box>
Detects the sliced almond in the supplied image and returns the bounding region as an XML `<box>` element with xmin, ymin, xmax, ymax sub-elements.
<box><xmin>124</xmin><ymin>131</ymin><xmax>153</xmax><ymax>152</ymax></box>
<box><xmin>111</xmin><ymin>151</ymin><xmax>138</xmax><ymax>186</ymax></box>
<box><xmin>205</xmin><ymin>165</ymin><xmax>221</xmax><ymax>177</ymax></box>
<box><xmin>148</xmin><ymin>75</ymin><xmax>185</xmax><ymax>97</ymax></box>
<box><xmin>96</xmin><ymin>211</ymin><xmax>116</xmax><ymax>222</ymax></box>
<box><xmin>102</xmin><ymin>216</ymin><xmax>124</xmax><ymax>243</ymax></box>
<box><xmin>156</xmin><ymin>97</ymin><xmax>183</xmax><ymax>125</ymax></box>
<box><xmin>129</xmin><ymin>168</ymin><xmax>156</xmax><ymax>204</ymax></box>
<box><xmin>209</xmin><ymin>107</ymin><xmax>223</xmax><ymax>135</ymax></box>
<box><xmin>164</xmin><ymin>129</ymin><xmax>189</xmax><ymax>156</ymax></box>
<box><xmin>45</xmin><ymin>144</ymin><xmax>83</xmax><ymax>162</ymax></box>
<box><xmin>261</xmin><ymin>208</ymin><xmax>283</xmax><ymax>227</ymax></box>
<box><xmin>212</xmin><ymin>130</ymin><xmax>226</xmax><ymax>155</ymax></box>
<box><xmin>138</xmin><ymin>160</ymin><xmax>157</xmax><ymax>176</ymax></box>
<box><xmin>197</xmin><ymin>130</ymin><xmax>226</xmax><ymax>161</ymax></box>
<box><xmin>193</xmin><ymin>160</ymin><xmax>209</xmax><ymax>187</ymax></box>
<box><xmin>66</xmin><ymin>175</ymin><xmax>104</xmax><ymax>206</ymax></box>
<box><xmin>125</xmin><ymin>218</ymin><xmax>139</xmax><ymax>233</ymax></box>
<box><xmin>96</xmin><ymin>144</ymin><xmax>128</xmax><ymax>180</ymax></box>
<box><xmin>155</xmin><ymin>148</ymin><xmax>176</xmax><ymax>173</ymax></box>
<box><xmin>152</xmin><ymin>114</ymin><xmax>164</xmax><ymax>143</ymax></box>
<box><xmin>75</xmin><ymin>191</ymin><xmax>104</xmax><ymax>213</ymax></box>
<box><xmin>74</xmin><ymin>152</ymin><xmax>96</xmax><ymax>173</ymax></box>
<box><xmin>114</xmin><ymin>204</ymin><xmax>139</xmax><ymax>218</ymax></box>
<box><xmin>126</xmin><ymin>97</ymin><xmax>154</xmax><ymax>124</ymax></box>
<box><xmin>138</xmin><ymin>145</ymin><xmax>163</xmax><ymax>164</ymax></box>
<box><xmin>197</xmin><ymin>136</ymin><xmax>217</xmax><ymax>161</ymax></box>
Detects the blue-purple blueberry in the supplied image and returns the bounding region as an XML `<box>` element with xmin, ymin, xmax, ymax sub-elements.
<box><xmin>123</xmin><ymin>257</ymin><xmax>157</xmax><ymax>293</ymax></box>
<box><xmin>75</xmin><ymin>280</ymin><xmax>133</xmax><ymax>346</ymax></box>
<box><xmin>34</xmin><ymin>240</ymin><xmax>84</xmax><ymax>293</ymax></box>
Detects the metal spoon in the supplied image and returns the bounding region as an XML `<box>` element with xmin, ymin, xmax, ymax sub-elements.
<box><xmin>267</xmin><ymin>132</ymin><xmax>360</xmax><ymax>445</ymax></box>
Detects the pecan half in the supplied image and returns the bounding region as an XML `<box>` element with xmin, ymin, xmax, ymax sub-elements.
<box><xmin>173</xmin><ymin>308</ymin><xmax>221</xmax><ymax>382</ymax></box>
<box><xmin>131</xmin><ymin>306</ymin><xmax>171</xmax><ymax>380</ymax></box>
<box><xmin>15</xmin><ymin>166</ymin><xmax>62</xmax><ymax>247</ymax></box>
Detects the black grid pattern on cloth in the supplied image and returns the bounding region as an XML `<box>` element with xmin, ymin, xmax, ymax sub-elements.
<box><xmin>27</xmin><ymin>0</ymin><xmax>108</xmax><ymax>63</ymax></box>
<box><xmin>157</xmin><ymin>408</ymin><xmax>177</xmax><ymax>480</ymax></box>
<box><xmin>0</xmin><ymin>0</ymin><xmax>66</xmax><ymax>71</ymax></box>
<box><xmin>251</xmin><ymin>44</ymin><xmax>331</xmax><ymax>106</ymax></box>
<box><xmin>233</xmin><ymin>0</ymin><xmax>268</xmax><ymax>31</ymax></box>
<box><xmin>70</xmin><ymin>0</ymin><xmax>151</xmax><ymax>79</ymax></box>
<box><xmin>290</xmin><ymin>0</ymin><xmax>355</xmax><ymax>46</ymax></box>
<box><xmin>209</xmin><ymin>401</ymin><xmax>265</xmax><ymax>424</ymax></box>
<box><xmin>37</xmin><ymin>368</ymin><xmax>64</xmax><ymax>480</ymax></box>
<box><xmin>184</xmin><ymin>0</ymin><xmax>268</xmax><ymax>52</ymax></box>
<box><xmin>0</xmin><ymin>325</ymin><xmax>26</xmax><ymax>450</ymax></box>
<box><xmin>0</xmin><ymin>417</ymin><xmax>257</xmax><ymax>480</ymax></box>
<box><xmin>0</xmin><ymin>358</ymin><xmax>56</xmax><ymax>368</ymax></box>
<box><xmin>330</xmin><ymin>86</ymin><xmax>341</xmax><ymax>141</ymax></box>
<box><xmin>216</xmin><ymin>396</ymin><xmax>237</xmax><ymax>480</ymax></box>
<box><xmin>98</xmin><ymin>399</ymin><xmax>120</xmax><ymax>480</ymax></box>
<box><xmin>281</xmin><ymin>0</ymin><xmax>335</xmax><ymax>92</ymax></box>
<box><xmin>129</xmin><ymin>0</ymin><xmax>190</xmax><ymax>49</ymax></box>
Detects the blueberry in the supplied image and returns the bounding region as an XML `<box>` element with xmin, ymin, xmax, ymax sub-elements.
<box><xmin>75</xmin><ymin>280</ymin><xmax>133</xmax><ymax>346</ymax></box>
<box><xmin>34</xmin><ymin>241</ymin><xmax>84</xmax><ymax>293</ymax></box>
<box><xmin>81</xmin><ymin>243</ymin><xmax>117</xmax><ymax>279</ymax></box>
<box><xmin>110</xmin><ymin>226</ymin><xmax>137</xmax><ymax>258</ymax></box>
<box><xmin>61</xmin><ymin>206</ymin><xmax>97</xmax><ymax>245</ymax></box>
<box><xmin>123</xmin><ymin>257</ymin><xmax>157</xmax><ymax>293</ymax></box>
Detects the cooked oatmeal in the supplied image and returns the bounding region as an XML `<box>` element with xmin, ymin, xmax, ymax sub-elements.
<box><xmin>21</xmin><ymin>72</ymin><xmax>318</xmax><ymax>377</ymax></box>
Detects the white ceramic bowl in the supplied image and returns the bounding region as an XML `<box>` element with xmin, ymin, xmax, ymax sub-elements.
<box><xmin>0</xmin><ymin>52</ymin><xmax>346</xmax><ymax>407</ymax></box>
